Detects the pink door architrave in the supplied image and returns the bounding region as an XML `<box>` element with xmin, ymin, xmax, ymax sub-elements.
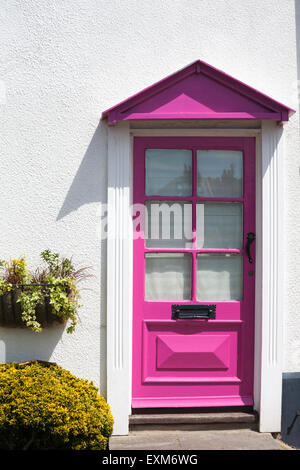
<box><xmin>132</xmin><ymin>136</ymin><xmax>255</xmax><ymax>408</ymax></box>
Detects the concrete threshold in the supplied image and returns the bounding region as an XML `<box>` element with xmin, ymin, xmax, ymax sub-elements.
<box><xmin>110</xmin><ymin>429</ymin><xmax>283</xmax><ymax>451</ymax></box>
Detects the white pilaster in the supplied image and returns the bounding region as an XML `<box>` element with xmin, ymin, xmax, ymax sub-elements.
<box><xmin>107</xmin><ymin>123</ymin><xmax>132</xmax><ymax>435</ymax></box>
<box><xmin>259</xmin><ymin>121</ymin><xmax>284</xmax><ymax>432</ymax></box>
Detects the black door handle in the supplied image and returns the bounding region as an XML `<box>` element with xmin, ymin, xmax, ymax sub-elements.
<box><xmin>246</xmin><ymin>232</ymin><xmax>256</xmax><ymax>263</ymax></box>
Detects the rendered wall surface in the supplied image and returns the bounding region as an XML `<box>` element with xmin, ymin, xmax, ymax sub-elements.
<box><xmin>0</xmin><ymin>1</ymin><xmax>299</xmax><ymax>397</ymax></box>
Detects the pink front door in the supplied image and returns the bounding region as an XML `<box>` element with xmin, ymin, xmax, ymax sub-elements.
<box><xmin>132</xmin><ymin>137</ymin><xmax>255</xmax><ymax>408</ymax></box>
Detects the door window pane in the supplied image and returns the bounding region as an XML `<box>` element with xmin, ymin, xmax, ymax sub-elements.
<box><xmin>197</xmin><ymin>253</ymin><xmax>243</xmax><ymax>301</ymax></box>
<box><xmin>146</xmin><ymin>149</ymin><xmax>192</xmax><ymax>196</ymax></box>
<box><xmin>145</xmin><ymin>253</ymin><xmax>192</xmax><ymax>300</ymax></box>
<box><xmin>196</xmin><ymin>203</ymin><xmax>243</xmax><ymax>248</ymax></box>
<box><xmin>197</xmin><ymin>150</ymin><xmax>243</xmax><ymax>197</ymax></box>
<box><xmin>145</xmin><ymin>201</ymin><xmax>193</xmax><ymax>248</ymax></box>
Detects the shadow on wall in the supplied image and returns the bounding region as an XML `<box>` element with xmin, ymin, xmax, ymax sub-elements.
<box><xmin>0</xmin><ymin>325</ymin><xmax>64</xmax><ymax>363</ymax></box>
<box><xmin>295</xmin><ymin>0</ymin><xmax>300</xmax><ymax>114</ymax></box>
<box><xmin>57</xmin><ymin>121</ymin><xmax>107</xmax><ymax>220</ymax></box>
<box><xmin>0</xmin><ymin>121</ymin><xmax>108</xmax><ymax>395</ymax></box>
<box><xmin>0</xmin><ymin>121</ymin><xmax>108</xmax><ymax>396</ymax></box>
<box><xmin>56</xmin><ymin>120</ymin><xmax>108</xmax><ymax>396</ymax></box>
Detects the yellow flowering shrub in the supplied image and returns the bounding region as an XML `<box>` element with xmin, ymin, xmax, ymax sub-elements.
<box><xmin>0</xmin><ymin>362</ymin><xmax>113</xmax><ymax>450</ymax></box>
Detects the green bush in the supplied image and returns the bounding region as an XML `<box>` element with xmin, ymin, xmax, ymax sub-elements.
<box><xmin>0</xmin><ymin>362</ymin><xmax>113</xmax><ymax>450</ymax></box>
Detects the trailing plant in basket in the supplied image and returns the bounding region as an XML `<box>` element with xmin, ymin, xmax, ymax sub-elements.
<box><xmin>0</xmin><ymin>251</ymin><xmax>91</xmax><ymax>333</ymax></box>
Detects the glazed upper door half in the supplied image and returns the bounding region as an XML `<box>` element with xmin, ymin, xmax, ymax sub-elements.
<box><xmin>132</xmin><ymin>137</ymin><xmax>255</xmax><ymax>408</ymax></box>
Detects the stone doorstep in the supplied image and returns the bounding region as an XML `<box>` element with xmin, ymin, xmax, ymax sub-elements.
<box><xmin>129</xmin><ymin>411</ymin><xmax>257</xmax><ymax>431</ymax></box>
<box><xmin>129</xmin><ymin>411</ymin><xmax>257</xmax><ymax>426</ymax></box>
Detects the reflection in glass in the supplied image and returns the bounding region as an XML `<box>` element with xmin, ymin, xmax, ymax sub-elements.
<box><xmin>145</xmin><ymin>253</ymin><xmax>192</xmax><ymax>300</ymax></box>
<box><xmin>145</xmin><ymin>201</ymin><xmax>193</xmax><ymax>248</ymax></box>
<box><xmin>146</xmin><ymin>149</ymin><xmax>192</xmax><ymax>196</ymax></box>
<box><xmin>197</xmin><ymin>150</ymin><xmax>243</xmax><ymax>197</ymax></box>
<box><xmin>196</xmin><ymin>203</ymin><xmax>243</xmax><ymax>248</ymax></box>
<box><xmin>197</xmin><ymin>253</ymin><xmax>243</xmax><ymax>300</ymax></box>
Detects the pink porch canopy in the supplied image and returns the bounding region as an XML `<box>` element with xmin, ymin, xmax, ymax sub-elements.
<box><xmin>101</xmin><ymin>60</ymin><xmax>294</xmax><ymax>125</ymax></box>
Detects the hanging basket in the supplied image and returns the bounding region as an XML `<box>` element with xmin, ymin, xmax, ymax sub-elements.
<box><xmin>0</xmin><ymin>285</ymin><xmax>66</xmax><ymax>328</ymax></box>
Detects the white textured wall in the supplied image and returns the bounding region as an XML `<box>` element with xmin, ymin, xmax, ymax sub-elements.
<box><xmin>0</xmin><ymin>0</ymin><xmax>299</xmax><ymax>394</ymax></box>
<box><xmin>286</xmin><ymin>0</ymin><xmax>300</xmax><ymax>372</ymax></box>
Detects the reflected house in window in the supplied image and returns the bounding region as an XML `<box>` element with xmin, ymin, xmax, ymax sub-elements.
<box><xmin>145</xmin><ymin>149</ymin><xmax>192</xmax><ymax>196</ymax></box>
<box><xmin>158</xmin><ymin>165</ymin><xmax>193</xmax><ymax>196</ymax></box>
<box><xmin>198</xmin><ymin>164</ymin><xmax>242</xmax><ymax>198</ymax></box>
<box><xmin>197</xmin><ymin>150</ymin><xmax>243</xmax><ymax>197</ymax></box>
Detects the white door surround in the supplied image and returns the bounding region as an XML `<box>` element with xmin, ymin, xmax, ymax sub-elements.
<box><xmin>106</xmin><ymin>121</ymin><xmax>284</xmax><ymax>435</ymax></box>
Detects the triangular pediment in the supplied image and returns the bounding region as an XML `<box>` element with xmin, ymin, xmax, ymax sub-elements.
<box><xmin>102</xmin><ymin>60</ymin><xmax>294</xmax><ymax>124</ymax></box>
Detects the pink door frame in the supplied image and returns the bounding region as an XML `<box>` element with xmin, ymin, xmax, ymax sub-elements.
<box><xmin>132</xmin><ymin>136</ymin><xmax>256</xmax><ymax>408</ymax></box>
